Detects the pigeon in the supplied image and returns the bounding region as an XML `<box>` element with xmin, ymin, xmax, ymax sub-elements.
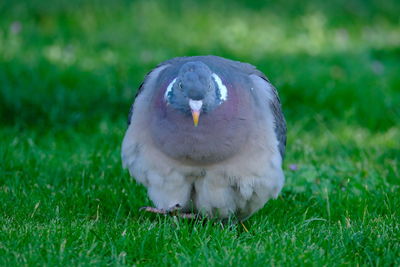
<box><xmin>121</xmin><ymin>55</ymin><xmax>286</xmax><ymax>220</ymax></box>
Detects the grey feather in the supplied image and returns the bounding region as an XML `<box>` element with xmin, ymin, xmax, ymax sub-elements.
<box><xmin>267</xmin><ymin>80</ymin><xmax>287</xmax><ymax>159</ymax></box>
<box><xmin>127</xmin><ymin>65</ymin><xmax>163</xmax><ymax>125</ymax></box>
<box><xmin>128</xmin><ymin>55</ymin><xmax>286</xmax><ymax>158</ymax></box>
<box><xmin>127</xmin><ymin>81</ymin><xmax>144</xmax><ymax>125</ymax></box>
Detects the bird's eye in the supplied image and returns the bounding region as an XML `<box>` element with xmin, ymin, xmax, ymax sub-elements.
<box><xmin>179</xmin><ymin>82</ymin><xmax>183</xmax><ymax>89</ymax></box>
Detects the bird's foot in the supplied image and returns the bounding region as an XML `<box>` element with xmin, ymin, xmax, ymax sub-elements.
<box><xmin>139</xmin><ymin>206</ymin><xmax>168</xmax><ymax>215</ymax></box>
<box><xmin>139</xmin><ymin>204</ymin><xmax>197</xmax><ymax>219</ymax></box>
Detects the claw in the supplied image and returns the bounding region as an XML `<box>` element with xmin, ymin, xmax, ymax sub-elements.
<box><xmin>166</xmin><ymin>204</ymin><xmax>181</xmax><ymax>215</ymax></box>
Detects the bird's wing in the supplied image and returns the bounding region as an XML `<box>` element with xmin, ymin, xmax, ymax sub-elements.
<box><xmin>247</xmin><ymin>71</ymin><xmax>287</xmax><ymax>160</ymax></box>
<box><xmin>127</xmin><ymin>82</ymin><xmax>144</xmax><ymax>125</ymax></box>
<box><xmin>264</xmin><ymin>79</ymin><xmax>287</xmax><ymax>160</ymax></box>
<box><xmin>127</xmin><ymin>62</ymin><xmax>172</xmax><ymax>125</ymax></box>
<box><xmin>220</xmin><ymin>57</ymin><xmax>286</xmax><ymax>160</ymax></box>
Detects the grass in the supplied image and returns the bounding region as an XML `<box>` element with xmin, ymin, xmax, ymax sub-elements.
<box><xmin>0</xmin><ymin>0</ymin><xmax>399</xmax><ymax>265</ymax></box>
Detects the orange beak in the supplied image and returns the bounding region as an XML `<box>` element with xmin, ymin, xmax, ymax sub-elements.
<box><xmin>189</xmin><ymin>99</ymin><xmax>203</xmax><ymax>127</ymax></box>
<box><xmin>191</xmin><ymin>110</ymin><xmax>200</xmax><ymax>127</ymax></box>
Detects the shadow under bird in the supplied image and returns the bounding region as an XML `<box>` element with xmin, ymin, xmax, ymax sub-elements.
<box><xmin>121</xmin><ymin>55</ymin><xmax>286</xmax><ymax>221</ymax></box>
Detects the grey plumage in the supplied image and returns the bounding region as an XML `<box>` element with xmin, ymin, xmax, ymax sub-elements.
<box><xmin>122</xmin><ymin>55</ymin><xmax>286</xmax><ymax>220</ymax></box>
<box><xmin>266</xmin><ymin>79</ymin><xmax>286</xmax><ymax>159</ymax></box>
<box><xmin>128</xmin><ymin>56</ymin><xmax>286</xmax><ymax>157</ymax></box>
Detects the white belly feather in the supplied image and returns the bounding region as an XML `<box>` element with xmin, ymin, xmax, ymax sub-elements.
<box><xmin>121</xmin><ymin>110</ymin><xmax>284</xmax><ymax>220</ymax></box>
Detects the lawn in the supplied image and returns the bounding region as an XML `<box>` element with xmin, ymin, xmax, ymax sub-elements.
<box><xmin>0</xmin><ymin>0</ymin><xmax>399</xmax><ymax>266</ymax></box>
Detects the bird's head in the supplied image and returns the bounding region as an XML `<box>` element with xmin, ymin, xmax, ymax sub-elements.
<box><xmin>164</xmin><ymin>61</ymin><xmax>228</xmax><ymax>126</ymax></box>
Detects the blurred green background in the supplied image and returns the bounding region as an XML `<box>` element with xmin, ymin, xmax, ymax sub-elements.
<box><xmin>1</xmin><ymin>0</ymin><xmax>399</xmax><ymax>129</ymax></box>
<box><xmin>0</xmin><ymin>0</ymin><xmax>399</xmax><ymax>265</ymax></box>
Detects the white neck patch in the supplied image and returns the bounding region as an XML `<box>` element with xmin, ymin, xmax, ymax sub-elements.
<box><xmin>164</xmin><ymin>78</ymin><xmax>177</xmax><ymax>102</ymax></box>
<box><xmin>211</xmin><ymin>73</ymin><xmax>228</xmax><ymax>102</ymax></box>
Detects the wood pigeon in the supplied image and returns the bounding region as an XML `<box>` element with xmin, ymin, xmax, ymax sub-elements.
<box><xmin>121</xmin><ymin>55</ymin><xmax>286</xmax><ymax>220</ymax></box>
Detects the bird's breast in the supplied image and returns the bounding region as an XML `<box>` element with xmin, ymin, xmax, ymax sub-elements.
<box><xmin>150</xmin><ymin>82</ymin><xmax>255</xmax><ymax>165</ymax></box>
